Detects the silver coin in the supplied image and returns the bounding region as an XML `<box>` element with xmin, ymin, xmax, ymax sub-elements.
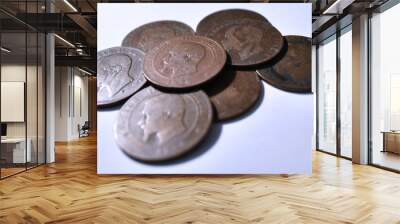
<box><xmin>97</xmin><ymin>47</ymin><xmax>146</xmax><ymax>106</ymax></box>
<box><xmin>114</xmin><ymin>86</ymin><xmax>213</xmax><ymax>162</ymax></box>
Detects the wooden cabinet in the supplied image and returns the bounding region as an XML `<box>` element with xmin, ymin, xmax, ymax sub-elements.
<box><xmin>382</xmin><ymin>132</ymin><xmax>400</xmax><ymax>154</ymax></box>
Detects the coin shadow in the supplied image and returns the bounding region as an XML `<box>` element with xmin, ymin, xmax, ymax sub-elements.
<box><xmin>131</xmin><ymin>122</ymin><xmax>223</xmax><ymax>166</ymax></box>
<box><xmin>218</xmin><ymin>80</ymin><xmax>265</xmax><ymax>124</ymax></box>
<box><xmin>98</xmin><ymin>104</ymin><xmax>122</xmax><ymax>113</ymax></box>
<box><xmin>97</xmin><ymin>101</ymin><xmax>124</xmax><ymax>110</ymax></box>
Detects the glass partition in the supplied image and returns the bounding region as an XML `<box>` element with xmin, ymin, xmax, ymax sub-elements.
<box><xmin>38</xmin><ymin>32</ymin><xmax>45</xmax><ymax>165</ymax></box>
<box><xmin>27</xmin><ymin>31</ymin><xmax>38</xmax><ymax>169</ymax></box>
<box><xmin>27</xmin><ymin>0</ymin><xmax>39</xmax><ymax>170</ymax></box>
<box><xmin>0</xmin><ymin>1</ymin><xmax>46</xmax><ymax>179</ymax></box>
<box><xmin>1</xmin><ymin>30</ymin><xmax>28</xmax><ymax>177</ymax></box>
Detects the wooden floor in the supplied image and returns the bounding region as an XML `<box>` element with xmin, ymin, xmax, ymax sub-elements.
<box><xmin>1</xmin><ymin>135</ymin><xmax>400</xmax><ymax>224</ymax></box>
<box><xmin>373</xmin><ymin>150</ymin><xmax>400</xmax><ymax>171</ymax></box>
<box><xmin>1</xmin><ymin>167</ymin><xmax>26</xmax><ymax>178</ymax></box>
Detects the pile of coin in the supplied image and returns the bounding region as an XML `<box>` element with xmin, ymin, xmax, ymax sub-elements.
<box><xmin>98</xmin><ymin>9</ymin><xmax>311</xmax><ymax>162</ymax></box>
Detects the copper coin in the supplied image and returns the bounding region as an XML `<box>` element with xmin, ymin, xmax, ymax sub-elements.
<box><xmin>143</xmin><ymin>35</ymin><xmax>226</xmax><ymax>88</ymax></box>
<box><xmin>97</xmin><ymin>47</ymin><xmax>146</xmax><ymax>106</ymax></box>
<box><xmin>122</xmin><ymin>21</ymin><xmax>194</xmax><ymax>53</ymax></box>
<box><xmin>196</xmin><ymin>9</ymin><xmax>284</xmax><ymax>66</ymax></box>
<box><xmin>114</xmin><ymin>86</ymin><xmax>213</xmax><ymax>162</ymax></box>
<box><xmin>257</xmin><ymin>36</ymin><xmax>312</xmax><ymax>93</ymax></box>
<box><xmin>205</xmin><ymin>69</ymin><xmax>261</xmax><ymax>120</ymax></box>
<box><xmin>196</xmin><ymin>9</ymin><xmax>268</xmax><ymax>34</ymax></box>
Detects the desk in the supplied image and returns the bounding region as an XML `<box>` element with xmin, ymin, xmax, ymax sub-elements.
<box><xmin>1</xmin><ymin>138</ymin><xmax>31</xmax><ymax>163</ymax></box>
<box><xmin>382</xmin><ymin>131</ymin><xmax>400</xmax><ymax>154</ymax></box>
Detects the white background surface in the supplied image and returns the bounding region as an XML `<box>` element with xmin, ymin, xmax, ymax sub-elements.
<box><xmin>97</xmin><ymin>3</ymin><xmax>313</xmax><ymax>174</ymax></box>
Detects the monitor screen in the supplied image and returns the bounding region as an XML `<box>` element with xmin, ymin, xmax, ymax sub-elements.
<box><xmin>1</xmin><ymin>123</ymin><xmax>7</xmax><ymax>137</ymax></box>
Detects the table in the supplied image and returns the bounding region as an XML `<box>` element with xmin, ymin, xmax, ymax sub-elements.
<box><xmin>1</xmin><ymin>138</ymin><xmax>31</xmax><ymax>164</ymax></box>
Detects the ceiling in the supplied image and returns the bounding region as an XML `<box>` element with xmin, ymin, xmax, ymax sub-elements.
<box><xmin>0</xmin><ymin>0</ymin><xmax>389</xmax><ymax>74</ymax></box>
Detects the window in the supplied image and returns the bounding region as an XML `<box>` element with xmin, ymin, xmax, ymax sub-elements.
<box><xmin>317</xmin><ymin>35</ymin><xmax>337</xmax><ymax>154</ymax></box>
<box><xmin>339</xmin><ymin>27</ymin><xmax>352</xmax><ymax>158</ymax></box>
<box><xmin>316</xmin><ymin>25</ymin><xmax>353</xmax><ymax>159</ymax></box>
<box><xmin>370</xmin><ymin>2</ymin><xmax>400</xmax><ymax>171</ymax></box>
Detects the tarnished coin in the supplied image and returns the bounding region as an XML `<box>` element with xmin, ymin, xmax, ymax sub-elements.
<box><xmin>114</xmin><ymin>86</ymin><xmax>213</xmax><ymax>162</ymax></box>
<box><xmin>122</xmin><ymin>21</ymin><xmax>194</xmax><ymax>53</ymax></box>
<box><xmin>196</xmin><ymin>9</ymin><xmax>284</xmax><ymax>66</ymax></box>
<box><xmin>257</xmin><ymin>36</ymin><xmax>312</xmax><ymax>93</ymax></box>
<box><xmin>196</xmin><ymin>9</ymin><xmax>268</xmax><ymax>34</ymax></box>
<box><xmin>144</xmin><ymin>35</ymin><xmax>226</xmax><ymax>88</ymax></box>
<box><xmin>205</xmin><ymin>69</ymin><xmax>261</xmax><ymax>120</ymax></box>
<box><xmin>97</xmin><ymin>47</ymin><xmax>146</xmax><ymax>106</ymax></box>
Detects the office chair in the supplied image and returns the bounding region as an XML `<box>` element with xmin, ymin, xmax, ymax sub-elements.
<box><xmin>79</xmin><ymin>121</ymin><xmax>90</xmax><ymax>138</ymax></box>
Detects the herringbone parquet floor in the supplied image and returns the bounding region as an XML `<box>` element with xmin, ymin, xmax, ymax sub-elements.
<box><xmin>1</xmin><ymin>135</ymin><xmax>400</xmax><ymax>224</ymax></box>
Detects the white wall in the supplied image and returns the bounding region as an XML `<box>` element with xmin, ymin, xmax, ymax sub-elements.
<box><xmin>1</xmin><ymin>65</ymin><xmax>26</xmax><ymax>140</ymax></box>
<box><xmin>54</xmin><ymin>67</ymin><xmax>89</xmax><ymax>141</ymax></box>
<box><xmin>71</xmin><ymin>73</ymin><xmax>89</xmax><ymax>138</ymax></box>
<box><xmin>55</xmin><ymin>66</ymin><xmax>69</xmax><ymax>141</ymax></box>
<box><xmin>1</xmin><ymin>65</ymin><xmax>40</xmax><ymax>138</ymax></box>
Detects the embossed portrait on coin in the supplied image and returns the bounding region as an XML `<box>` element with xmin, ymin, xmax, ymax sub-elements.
<box><xmin>138</xmin><ymin>27</ymin><xmax>175</xmax><ymax>52</ymax></box>
<box><xmin>222</xmin><ymin>25</ymin><xmax>263</xmax><ymax>60</ymax></box>
<box><xmin>137</xmin><ymin>94</ymin><xmax>186</xmax><ymax>144</ymax></box>
<box><xmin>98</xmin><ymin>54</ymin><xmax>134</xmax><ymax>100</ymax></box>
<box><xmin>160</xmin><ymin>43</ymin><xmax>205</xmax><ymax>77</ymax></box>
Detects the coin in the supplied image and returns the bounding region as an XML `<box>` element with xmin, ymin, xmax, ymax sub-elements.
<box><xmin>196</xmin><ymin>9</ymin><xmax>268</xmax><ymax>35</ymax></box>
<box><xmin>196</xmin><ymin>9</ymin><xmax>284</xmax><ymax>66</ymax></box>
<box><xmin>97</xmin><ymin>47</ymin><xmax>146</xmax><ymax>106</ymax></box>
<box><xmin>114</xmin><ymin>86</ymin><xmax>213</xmax><ymax>162</ymax></box>
<box><xmin>143</xmin><ymin>35</ymin><xmax>226</xmax><ymax>88</ymax></box>
<box><xmin>205</xmin><ymin>69</ymin><xmax>261</xmax><ymax>120</ymax></box>
<box><xmin>122</xmin><ymin>21</ymin><xmax>194</xmax><ymax>53</ymax></box>
<box><xmin>257</xmin><ymin>35</ymin><xmax>312</xmax><ymax>93</ymax></box>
